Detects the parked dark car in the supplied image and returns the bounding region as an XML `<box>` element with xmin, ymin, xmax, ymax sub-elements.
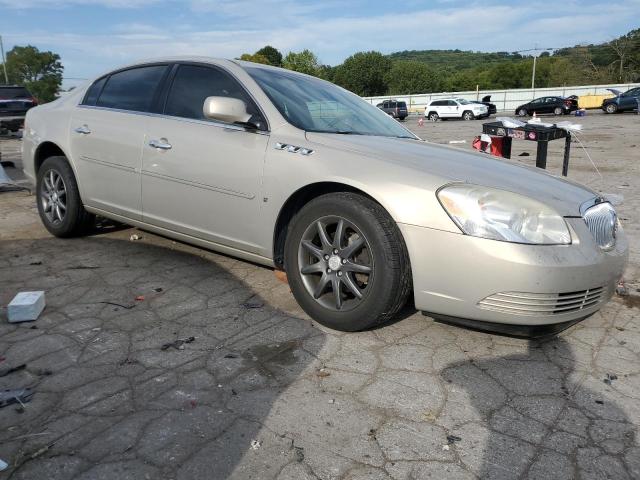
<box><xmin>0</xmin><ymin>85</ymin><xmax>38</xmax><ymax>131</ymax></box>
<box><xmin>481</xmin><ymin>95</ymin><xmax>497</xmax><ymax>114</ymax></box>
<box><xmin>602</xmin><ymin>87</ymin><xmax>640</xmax><ymax>114</ymax></box>
<box><xmin>515</xmin><ymin>96</ymin><xmax>578</xmax><ymax>116</ymax></box>
<box><xmin>376</xmin><ymin>99</ymin><xmax>408</xmax><ymax>120</ymax></box>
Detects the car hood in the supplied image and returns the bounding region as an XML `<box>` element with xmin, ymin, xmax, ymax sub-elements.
<box><xmin>305</xmin><ymin>133</ymin><xmax>597</xmax><ymax>217</ymax></box>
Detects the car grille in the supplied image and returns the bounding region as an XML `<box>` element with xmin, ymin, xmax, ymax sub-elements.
<box><xmin>583</xmin><ymin>202</ymin><xmax>617</xmax><ymax>250</ymax></box>
<box><xmin>478</xmin><ymin>287</ymin><xmax>605</xmax><ymax>316</ymax></box>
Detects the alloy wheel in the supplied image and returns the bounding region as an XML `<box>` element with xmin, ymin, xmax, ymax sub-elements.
<box><xmin>40</xmin><ymin>169</ymin><xmax>67</xmax><ymax>224</ymax></box>
<box><xmin>297</xmin><ymin>216</ymin><xmax>373</xmax><ymax>311</ymax></box>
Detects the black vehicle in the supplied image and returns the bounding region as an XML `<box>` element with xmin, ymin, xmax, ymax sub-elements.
<box><xmin>464</xmin><ymin>95</ymin><xmax>497</xmax><ymax>115</ymax></box>
<box><xmin>515</xmin><ymin>96</ymin><xmax>578</xmax><ymax>116</ymax></box>
<box><xmin>602</xmin><ymin>87</ymin><xmax>640</xmax><ymax>114</ymax></box>
<box><xmin>0</xmin><ymin>85</ymin><xmax>38</xmax><ymax>131</ymax></box>
<box><xmin>376</xmin><ymin>99</ymin><xmax>408</xmax><ymax>120</ymax></box>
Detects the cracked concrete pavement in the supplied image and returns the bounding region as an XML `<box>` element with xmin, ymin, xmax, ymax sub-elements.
<box><xmin>1</xmin><ymin>112</ymin><xmax>639</xmax><ymax>479</ymax></box>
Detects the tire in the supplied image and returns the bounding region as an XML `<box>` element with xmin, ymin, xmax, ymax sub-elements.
<box><xmin>462</xmin><ymin>110</ymin><xmax>474</xmax><ymax>121</ymax></box>
<box><xmin>36</xmin><ymin>156</ymin><xmax>95</xmax><ymax>237</ymax></box>
<box><xmin>604</xmin><ymin>103</ymin><xmax>618</xmax><ymax>114</ymax></box>
<box><xmin>553</xmin><ymin>107</ymin><xmax>563</xmax><ymax>115</ymax></box>
<box><xmin>428</xmin><ymin>112</ymin><xmax>439</xmax><ymax>122</ymax></box>
<box><xmin>517</xmin><ymin>108</ymin><xmax>528</xmax><ymax>117</ymax></box>
<box><xmin>284</xmin><ymin>192</ymin><xmax>412</xmax><ymax>332</ymax></box>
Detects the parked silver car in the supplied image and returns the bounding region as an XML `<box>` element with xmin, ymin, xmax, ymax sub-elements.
<box><xmin>22</xmin><ymin>57</ymin><xmax>628</xmax><ymax>336</ymax></box>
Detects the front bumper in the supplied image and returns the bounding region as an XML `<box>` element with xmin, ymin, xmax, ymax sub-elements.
<box><xmin>399</xmin><ymin>218</ymin><xmax>628</xmax><ymax>328</ymax></box>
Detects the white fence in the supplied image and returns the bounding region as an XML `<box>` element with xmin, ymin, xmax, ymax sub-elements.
<box><xmin>363</xmin><ymin>83</ymin><xmax>640</xmax><ymax>113</ymax></box>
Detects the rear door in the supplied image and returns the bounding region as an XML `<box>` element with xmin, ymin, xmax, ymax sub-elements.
<box><xmin>140</xmin><ymin>63</ymin><xmax>269</xmax><ymax>253</ymax></box>
<box><xmin>70</xmin><ymin>64</ymin><xmax>169</xmax><ymax>220</ymax></box>
<box><xmin>621</xmin><ymin>88</ymin><xmax>640</xmax><ymax>111</ymax></box>
<box><xmin>446</xmin><ymin>100</ymin><xmax>459</xmax><ymax>117</ymax></box>
<box><xmin>528</xmin><ymin>98</ymin><xmax>543</xmax><ymax>113</ymax></box>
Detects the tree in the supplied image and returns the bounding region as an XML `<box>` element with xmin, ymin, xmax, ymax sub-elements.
<box><xmin>255</xmin><ymin>46</ymin><xmax>283</xmax><ymax>67</ymax></box>
<box><xmin>5</xmin><ymin>45</ymin><xmax>63</xmax><ymax>103</ymax></box>
<box><xmin>384</xmin><ymin>60</ymin><xmax>440</xmax><ymax>94</ymax></box>
<box><xmin>282</xmin><ymin>49</ymin><xmax>320</xmax><ymax>76</ymax></box>
<box><xmin>238</xmin><ymin>53</ymin><xmax>270</xmax><ymax>65</ymax></box>
<box><xmin>333</xmin><ymin>51</ymin><xmax>391</xmax><ymax>96</ymax></box>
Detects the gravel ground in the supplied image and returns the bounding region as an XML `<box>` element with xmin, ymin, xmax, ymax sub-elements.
<box><xmin>0</xmin><ymin>110</ymin><xmax>638</xmax><ymax>480</ymax></box>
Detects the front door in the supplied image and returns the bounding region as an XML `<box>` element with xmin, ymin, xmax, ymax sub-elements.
<box><xmin>69</xmin><ymin>64</ymin><xmax>168</xmax><ymax>220</ymax></box>
<box><xmin>141</xmin><ymin>63</ymin><xmax>269</xmax><ymax>254</ymax></box>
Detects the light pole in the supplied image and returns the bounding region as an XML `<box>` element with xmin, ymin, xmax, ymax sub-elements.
<box><xmin>0</xmin><ymin>35</ymin><xmax>9</xmax><ymax>84</ymax></box>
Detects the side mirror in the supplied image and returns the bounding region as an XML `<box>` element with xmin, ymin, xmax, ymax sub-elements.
<box><xmin>203</xmin><ymin>96</ymin><xmax>251</xmax><ymax>124</ymax></box>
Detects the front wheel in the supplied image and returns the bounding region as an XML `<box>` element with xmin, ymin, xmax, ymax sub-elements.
<box><xmin>284</xmin><ymin>193</ymin><xmax>411</xmax><ymax>331</ymax></box>
<box><xmin>553</xmin><ymin>107</ymin><xmax>563</xmax><ymax>115</ymax></box>
<box><xmin>428</xmin><ymin>112</ymin><xmax>439</xmax><ymax>122</ymax></box>
<box><xmin>518</xmin><ymin>108</ymin><xmax>528</xmax><ymax>116</ymax></box>
<box><xmin>605</xmin><ymin>103</ymin><xmax>618</xmax><ymax>114</ymax></box>
<box><xmin>36</xmin><ymin>156</ymin><xmax>95</xmax><ymax>237</ymax></box>
<box><xmin>462</xmin><ymin>111</ymin><xmax>474</xmax><ymax>121</ymax></box>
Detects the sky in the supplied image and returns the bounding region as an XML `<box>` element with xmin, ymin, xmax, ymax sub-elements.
<box><xmin>2</xmin><ymin>0</ymin><xmax>639</xmax><ymax>88</ymax></box>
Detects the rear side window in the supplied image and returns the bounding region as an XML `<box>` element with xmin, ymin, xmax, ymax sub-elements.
<box><xmin>164</xmin><ymin>64</ymin><xmax>265</xmax><ymax>129</ymax></box>
<box><xmin>96</xmin><ymin>65</ymin><xmax>167</xmax><ymax>112</ymax></box>
<box><xmin>82</xmin><ymin>77</ymin><xmax>107</xmax><ymax>106</ymax></box>
<box><xmin>447</xmin><ymin>100</ymin><xmax>457</xmax><ymax>106</ymax></box>
<box><xmin>431</xmin><ymin>100</ymin><xmax>445</xmax><ymax>106</ymax></box>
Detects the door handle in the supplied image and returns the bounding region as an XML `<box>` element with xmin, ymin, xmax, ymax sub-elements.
<box><xmin>149</xmin><ymin>138</ymin><xmax>172</xmax><ymax>150</ymax></box>
<box><xmin>74</xmin><ymin>125</ymin><xmax>91</xmax><ymax>135</ymax></box>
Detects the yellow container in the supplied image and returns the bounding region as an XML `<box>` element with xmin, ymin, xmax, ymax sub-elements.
<box><xmin>578</xmin><ymin>94</ymin><xmax>615</xmax><ymax>109</ymax></box>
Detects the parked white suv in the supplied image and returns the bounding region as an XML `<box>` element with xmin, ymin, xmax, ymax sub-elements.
<box><xmin>424</xmin><ymin>98</ymin><xmax>488</xmax><ymax>121</ymax></box>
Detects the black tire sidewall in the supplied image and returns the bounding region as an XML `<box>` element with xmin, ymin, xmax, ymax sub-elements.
<box><xmin>36</xmin><ymin>156</ymin><xmax>88</xmax><ymax>237</ymax></box>
<box><xmin>284</xmin><ymin>194</ymin><xmax>408</xmax><ymax>332</ymax></box>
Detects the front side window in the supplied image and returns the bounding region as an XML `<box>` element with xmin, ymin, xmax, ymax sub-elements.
<box><xmin>244</xmin><ymin>66</ymin><xmax>416</xmax><ymax>139</ymax></box>
<box><xmin>448</xmin><ymin>100</ymin><xmax>457</xmax><ymax>106</ymax></box>
<box><xmin>164</xmin><ymin>64</ymin><xmax>265</xmax><ymax>130</ymax></box>
<box><xmin>96</xmin><ymin>65</ymin><xmax>167</xmax><ymax>112</ymax></box>
<box><xmin>531</xmin><ymin>98</ymin><xmax>542</xmax><ymax>104</ymax></box>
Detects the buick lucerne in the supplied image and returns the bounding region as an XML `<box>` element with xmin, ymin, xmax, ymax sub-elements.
<box><xmin>23</xmin><ymin>58</ymin><xmax>628</xmax><ymax>336</ymax></box>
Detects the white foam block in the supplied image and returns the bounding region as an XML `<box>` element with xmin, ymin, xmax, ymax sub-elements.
<box><xmin>8</xmin><ymin>291</ymin><xmax>46</xmax><ymax>323</ymax></box>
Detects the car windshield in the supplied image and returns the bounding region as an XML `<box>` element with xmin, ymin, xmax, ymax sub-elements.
<box><xmin>244</xmin><ymin>66</ymin><xmax>416</xmax><ymax>139</ymax></box>
<box><xmin>0</xmin><ymin>87</ymin><xmax>31</xmax><ymax>100</ymax></box>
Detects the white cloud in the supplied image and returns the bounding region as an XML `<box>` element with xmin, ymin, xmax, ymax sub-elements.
<box><xmin>0</xmin><ymin>0</ymin><xmax>160</xmax><ymax>8</ymax></box>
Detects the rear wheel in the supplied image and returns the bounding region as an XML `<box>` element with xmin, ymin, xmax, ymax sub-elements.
<box><xmin>284</xmin><ymin>193</ymin><xmax>411</xmax><ymax>331</ymax></box>
<box><xmin>36</xmin><ymin>156</ymin><xmax>95</xmax><ymax>237</ymax></box>
<box><xmin>605</xmin><ymin>103</ymin><xmax>618</xmax><ymax>114</ymax></box>
<box><xmin>518</xmin><ymin>108</ymin><xmax>528</xmax><ymax>116</ymax></box>
<box><xmin>462</xmin><ymin>110</ymin><xmax>474</xmax><ymax>121</ymax></box>
<box><xmin>428</xmin><ymin>112</ymin><xmax>439</xmax><ymax>122</ymax></box>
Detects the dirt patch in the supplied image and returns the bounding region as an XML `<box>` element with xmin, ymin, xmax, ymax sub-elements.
<box><xmin>623</xmin><ymin>294</ymin><xmax>640</xmax><ymax>309</ymax></box>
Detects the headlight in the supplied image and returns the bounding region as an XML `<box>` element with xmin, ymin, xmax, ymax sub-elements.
<box><xmin>437</xmin><ymin>184</ymin><xmax>571</xmax><ymax>245</ymax></box>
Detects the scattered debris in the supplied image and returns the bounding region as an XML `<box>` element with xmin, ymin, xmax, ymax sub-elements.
<box><xmin>448</xmin><ymin>140</ymin><xmax>466</xmax><ymax>144</ymax></box>
<box><xmin>367</xmin><ymin>428</ymin><xmax>377</xmax><ymax>440</ymax></box>
<box><xmin>190</xmin><ymin>399</ymin><xmax>197</xmax><ymax>408</ymax></box>
<box><xmin>422</xmin><ymin>411</ymin><xmax>437</xmax><ymax>422</ymax></box>
<box><xmin>316</xmin><ymin>369</ymin><xmax>330</xmax><ymax>378</ymax></box>
<box><xmin>30</xmin><ymin>442</ymin><xmax>54</xmax><ymax>460</ymax></box>
<box><xmin>518</xmin><ymin>152</ymin><xmax>530</xmax><ymax>156</ymax></box>
<box><xmin>595</xmin><ymin>400</ymin><xmax>604</xmax><ymax>405</ymax></box>
<box><xmin>0</xmin><ymin>458</ymin><xmax>7</xmax><ymax>471</ymax></box>
<box><xmin>231</xmin><ymin>389</ymin><xmax>238</xmax><ymax>396</ymax></box>
<box><xmin>603</xmin><ymin>373</ymin><xmax>618</xmax><ymax>385</ymax></box>
<box><xmin>129</xmin><ymin>234</ymin><xmax>142</xmax><ymax>241</ymax></box>
<box><xmin>446</xmin><ymin>435</ymin><xmax>462</xmax><ymax>445</ymax></box>
<box><xmin>293</xmin><ymin>446</ymin><xmax>305</xmax><ymax>462</ymax></box>
<box><xmin>616</xmin><ymin>279</ymin><xmax>629</xmax><ymax>296</ymax></box>
<box><xmin>29</xmin><ymin>261</ymin><xmax>42</xmax><ymax>266</ymax></box>
<box><xmin>0</xmin><ymin>364</ymin><xmax>26</xmax><ymax>378</ymax></box>
<box><xmin>0</xmin><ymin>388</ymin><xmax>34</xmax><ymax>409</ymax></box>
<box><xmin>274</xmin><ymin>270</ymin><xmax>288</xmax><ymax>284</ymax></box>
<box><xmin>135</xmin><ymin>295</ymin><xmax>145</xmax><ymax>302</ymax></box>
<box><xmin>242</xmin><ymin>300</ymin><xmax>264</xmax><ymax>309</ymax></box>
<box><xmin>99</xmin><ymin>301</ymin><xmax>136</xmax><ymax>310</ymax></box>
<box><xmin>8</xmin><ymin>291</ymin><xmax>45</xmax><ymax>323</ymax></box>
<box><xmin>223</xmin><ymin>353</ymin><xmax>238</xmax><ymax>359</ymax></box>
<box><xmin>153</xmin><ymin>287</ymin><xmax>163</xmax><ymax>293</ymax></box>
<box><xmin>68</xmin><ymin>265</ymin><xmax>100</xmax><ymax>270</ymax></box>
<box><xmin>250</xmin><ymin>440</ymin><xmax>262</xmax><ymax>450</ymax></box>
<box><xmin>161</xmin><ymin>336</ymin><xmax>195</xmax><ymax>351</ymax></box>
<box><xmin>328</xmin><ymin>398</ymin><xmax>335</xmax><ymax>404</ymax></box>
<box><xmin>442</xmin><ymin>444</ymin><xmax>450</xmax><ymax>451</ymax></box>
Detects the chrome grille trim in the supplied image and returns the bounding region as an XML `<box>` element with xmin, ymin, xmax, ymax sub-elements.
<box><xmin>478</xmin><ymin>287</ymin><xmax>605</xmax><ymax>316</ymax></box>
<box><xmin>583</xmin><ymin>201</ymin><xmax>617</xmax><ymax>250</ymax></box>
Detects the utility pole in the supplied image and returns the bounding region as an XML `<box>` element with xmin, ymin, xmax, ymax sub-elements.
<box><xmin>0</xmin><ymin>35</ymin><xmax>8</xmax><ymax>84</ymax></box>
<box><xmin>531</xmin><ymin>43</ymin><xmax>537</xmax><ymax>91</ymax></box>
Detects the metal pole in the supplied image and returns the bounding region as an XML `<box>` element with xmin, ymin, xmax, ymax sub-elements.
<box><xmin>0</xmin><ymin>35</ymin><xmax>9</xmax><ymax>84</ymax></box>
<box><xmin>531</xmin><ymin>55</ymin><xmax>536</xmax><ymax>90</ymax></box>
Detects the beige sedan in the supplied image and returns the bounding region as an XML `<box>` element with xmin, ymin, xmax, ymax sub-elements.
<box><xmin>22</xmin><ymin>57</ymin><xmax>628</xmax><ymax>336</ymax></box>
